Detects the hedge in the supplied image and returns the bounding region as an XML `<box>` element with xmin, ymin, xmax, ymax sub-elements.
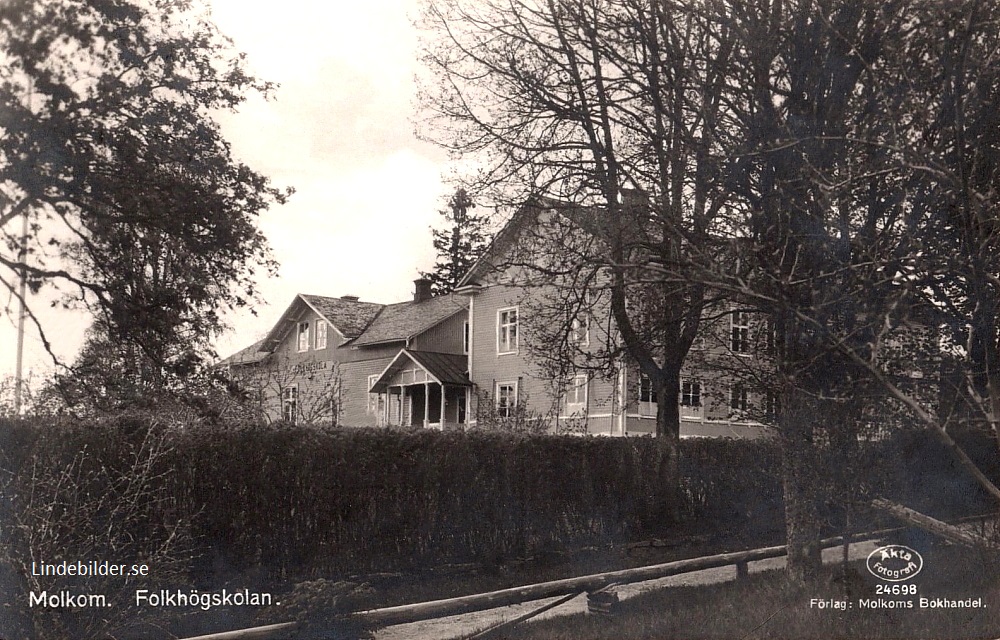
<box><xmin>2</xmin><ymin>417</ymin><xmax>997</xmax><ymax>585</ymax></box>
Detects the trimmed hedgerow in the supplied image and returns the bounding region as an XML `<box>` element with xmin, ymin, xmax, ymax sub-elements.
<box><xmin>3</xmin><ymin>417</ymin><xmax>997</xmax><ymax>588</ymax></box>
<box><xmin>170</xmin><ymin>426</ymin><xmax>691</xmax><ymax>577</ymax></box>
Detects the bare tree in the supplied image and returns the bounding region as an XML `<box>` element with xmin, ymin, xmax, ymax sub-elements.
<box><xmin>229</xmin><ymin>355</ymin><xmax>343</xmax><ymax>427</ymax></box>
<box><xmin>689</xmin><ymin>0</ymin><xmax>1000</xmax><ymax>580</ymax></box>
<box><xmin>419</xmin><ymin>0</ymin><xmax>737</xmax><ymax>507</ymax></box>
<box><xmin>423</xmin><ymin>0</ymin><xmax>1000</xmax><ymax>582</ymax></box>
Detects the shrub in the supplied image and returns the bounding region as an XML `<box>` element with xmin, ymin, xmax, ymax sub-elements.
<box><xmin>0</xmin><ymin>417</ymin><xmax>194</xmax><ymax>639</ymax></box>
<box><xmin>169</xmin><ymin>426</ymin><xmax>682</xmax><ymax>577</ymax></box>
<box><xmin>5</xmin><ymin>413</ymin><xmax>996</xmax><ymax>620</ymax></box>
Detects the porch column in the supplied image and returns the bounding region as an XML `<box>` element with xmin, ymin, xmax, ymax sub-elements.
<box><xmin>423</xmin><ymin>381</ymin><xmax>430</xmax><ymax>428</ymax></box>
<box><xmin>439</xmin><ymin>384</ymin><xmax>446</xmax><ymax>431</ymax></box>
<box><xmin>395</xmin><ymin>388</ymin><xmax>403</xmax><ymax>426</ymax></box>
<box><xmin>383</xmin><ymin>388</ymin><xmax>390</xmax><ymax>426</ymax></box>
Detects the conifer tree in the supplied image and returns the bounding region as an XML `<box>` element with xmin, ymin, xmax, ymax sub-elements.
<box><xmin>421</xmin><ymin>188</ymin><xmax>487</xmax><ymax>294</ymax></box>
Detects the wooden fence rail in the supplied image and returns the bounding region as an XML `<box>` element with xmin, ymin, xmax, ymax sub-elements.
<box><xmin>174</xmin><ymin>622</ymin><xmax>299</xmax><ymax>640</ymax></box>
<box><xmin>177</xmin><ymin>512</ymin><xmax>997</xmax><ymax>640</ymax></box>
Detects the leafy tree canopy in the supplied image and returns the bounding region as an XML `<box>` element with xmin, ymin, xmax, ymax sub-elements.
<box><xmin>0</xmin><ymin>0</ymin><xmax>288</xmax><ymax>375</ymax></box>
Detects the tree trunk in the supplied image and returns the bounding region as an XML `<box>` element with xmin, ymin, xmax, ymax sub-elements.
<box><xmin>656</xmin><ymin>372</ymin><xmax>681</xmax><ymax>521</ymax></box>
<box><xmin>779</xmin><ymin>389</ymin><xmax>823</xmax><ymax>584</ymax></box>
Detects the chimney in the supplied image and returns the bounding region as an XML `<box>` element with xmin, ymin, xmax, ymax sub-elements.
<box><xmin>341</xmin><ymin>295</ymin><xmax>359</xmax><ymax>302</ymax></box>
<box><xmin>413</xmin><ymin>278</ymin><xmax>433</xmax><ymax>303</ymax></box>
<box><xmin>620</xmin><ymin>188</ymin><xmax>648</xmax><ymax>210</ymax></box>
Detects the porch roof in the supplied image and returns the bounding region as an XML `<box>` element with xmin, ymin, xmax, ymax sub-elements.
<box><xmin>370</xmin><ymin>349</ymin><xmax>471</xmax><ymax>392</ymax></box>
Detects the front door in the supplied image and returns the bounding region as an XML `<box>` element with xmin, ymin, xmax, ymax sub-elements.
<box><xmin>408</xmin><ymin>385</ymin><xmax>425</xmax><ymax>426</ymax></box>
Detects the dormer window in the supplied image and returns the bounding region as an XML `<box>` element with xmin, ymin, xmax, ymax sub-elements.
<box><xmin>315</xmin><ymin>320</ymin><xmax>328</xmax><ymax>349</ymax></box>
<box><xmin>297</xmin><ymin>322</ymin><xmax>310</xmax><ymax>352</ymax></box>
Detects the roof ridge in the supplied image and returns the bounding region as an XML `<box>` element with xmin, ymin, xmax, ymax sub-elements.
<box><xmin>302</xmin><ymin>293</ymin><xmax>383</xmax><ymax>306</ymax></box>
<box><xmin>355</xmin><ymin>303</ymin><xmax>390</xmax><ymax>338</ymax></box>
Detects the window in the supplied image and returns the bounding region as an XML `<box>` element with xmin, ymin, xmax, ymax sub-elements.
<box><xmin>315</xmin><ymin>320</ymin><xmax>328</xmax><ymax>349</ymax></box>
<box><xmin>463</xmin><ymin>320</ymin><xmax>470</xmax><ymax>354</ymax></box>
<box><xmin>566</xmin><ymin>374</ymin><xmax>587</xmax><ymax>408</ymax></box>
<box><xmin>297</xmin><ymin>322</ymin><xmax>310</xmax><ymax>352</ymax></box>
<box><xmin>639</xmin><ymin>374</ymin><xmax>657</xmax><ymax>417</ymax></box>
<box><xmin>282</xmin><ymin>385</ymin><xmax>298</xmax><ymax>423</ymax></box>
<box><xmin>681</xmin><ymin>379</ymin><xmax>701</xmax><ymax>407</ymax></box>
<box><xmin>570</xmin><ymin>317</ymin><xmax>589</xmax><ymax>345</ymax></box>
<box><xmin>498</xmin><ymin>307</ymin><xmax>518</xmax><ymax>354</ymax></box>
<box><xmin>497</xmin><ymin>382</ymin><xmax>517</xmax><ymax>418</ymax></box>
<box><xmin>367</xmin><ymin>374</ymin><xmax>379</xmax><ymax>414</ymax></box>
<box><xmin>731</xmin><ymin>310</ymin><xmax>750</xmax><ymax>354</ymax></box>
<box><xmin>764</xmin><ymin>391</ymin><xmax>781</xmax><ymax>422</ymax></box>
<box><xmin>764</xmin><ymin>318</ymin><xmax>776</xmax><ymax>354</ymax></box>
<box><xmin>730</xmin><ymin>383</ymin><xmax>748</xmax><ymax>412</ymax></box>
<box><xmin>639</xmin><ymin>375</ymin><xmax>658</xmax><ymax>404</ymax></box>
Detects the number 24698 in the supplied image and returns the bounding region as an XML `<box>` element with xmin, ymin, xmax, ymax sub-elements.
<box><xmin>876</xmin><ymin>584</ymin><xmax>917</xmax><ymax>595</ymax></box>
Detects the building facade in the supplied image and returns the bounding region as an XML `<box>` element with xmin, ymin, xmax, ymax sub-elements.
<box><xmin>221</xmin><ymin>280</ymin><xmax>471</xmax><ymax>429</ymax></box>
<box><xmin>222</xmin><ymin>200</ymin><xmax>937</xmax><ymax>438</ymax></box>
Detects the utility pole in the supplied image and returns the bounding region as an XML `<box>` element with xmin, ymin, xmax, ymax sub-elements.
<box><xmin>14</xmin><ymin>78</ymin><xmax>32</xmax><ymax>416</ymax></box>
<box><xmin>14</xmin><ymin>208</ymin><xmax>27</xmax><ymax>415</ymax></box>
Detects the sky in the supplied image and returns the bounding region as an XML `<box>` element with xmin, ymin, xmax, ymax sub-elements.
<box><xmin>0</xmin><ymin>0</ymin><xmax>455</xmax><ymax>381</ymax></box>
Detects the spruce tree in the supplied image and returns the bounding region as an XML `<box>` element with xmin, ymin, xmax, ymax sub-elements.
<box><xmin>421</xmin><ymin>188</ymin><xmax>487</xmax><ymax>294</ymax></box>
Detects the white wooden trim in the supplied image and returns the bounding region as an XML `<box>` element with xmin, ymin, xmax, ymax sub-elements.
<box><xmin>467</xmin><ymin>296</ymin><xmax>475</xmax><ymax>378</ymax></box>
<box><xmin>565</xmin><ymin>373</ymin><xmax>588</xmax><ymax>409</ymax></box>
<box><xmin>496</xmin><ymin>306</ymin><xmax>519</xmax><ymax>355</ymax></box>
<box><xmin>439</xmin><ymin>384</ymin><xmax>446</xmax><ymax>431</ymax></box>
<box><xmin>496</xmin><ymin>380</ymin><xmax>518</xmax><ymax>417</ymax></box>
<box><xmin>424</xmin><ymin>381</ymin><xmax>430</xmax><ymax>428</ymax></box>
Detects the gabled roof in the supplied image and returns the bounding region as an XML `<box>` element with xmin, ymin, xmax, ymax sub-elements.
<box><xmin>370</xmin><ymin>349</ymin><xmax>471</xmax><ymax>392</ymax></box>
<box><xmin>349</xmin><ymin>294</ymin><xmax>468</xmax><ymax>347</ymax></box>
<box><xmin>300</xmin><ymin>294</ymin><xmax>384</xmax><ymax>339</ymax></box>
<box><xmin>224</xmin><ymin>290</ymin><xmax>468</xmax><ymax>362</ymax></box>
<box><xmin>217</xmin><ymin>339</ymin><xmax>269</xmax><ymax>366</ymax></box>
<box><xmin>260</xmin><ymin>294</ymin><xmax>384</xmax><ymax>351</ymax></box>
<box><xmin>457</xmin><ymin>199</ymin><xmax>543</xmax><ymax>288</ymax></box>
<box><xmin>456</xmin><ymin>194</ymin><xmax>649</xmax><ymax>289</ymax></box>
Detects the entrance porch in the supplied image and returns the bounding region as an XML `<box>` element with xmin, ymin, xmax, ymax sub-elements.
<box><xmin>370</xmin><ymin>349</ymin><xmax>471</xmax><ymax>430</ymax></box>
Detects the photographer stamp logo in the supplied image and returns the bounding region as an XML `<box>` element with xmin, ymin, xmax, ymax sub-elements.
<box><xmin>866</xmin><ymin>544</ymin><xmax>923</xmax><ymax>582</ymax></box>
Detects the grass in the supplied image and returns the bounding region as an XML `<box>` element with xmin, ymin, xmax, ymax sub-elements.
<box><xmin>159</xmin><ymin>530</ymin><xmax>784</xmax><ymax>639</ymax></box>
<box><xmin>488</xmin><ymin>541</ymin><xmax>1000</xmax><ymax>640</ymax></box>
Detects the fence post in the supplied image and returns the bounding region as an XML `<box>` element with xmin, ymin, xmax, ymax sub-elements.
<box><xmin>736</xmin><ymin>560</ymin><xmax>749</xmax><ymax>580</ymax></box>
<box><xmin>587</xmin><ymin>583</ymin><xmax>620</xmax><ymax>616</ymax></box>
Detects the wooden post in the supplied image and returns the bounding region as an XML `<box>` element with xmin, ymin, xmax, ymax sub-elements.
<box><xmin>424</xmin><ymin>381</ymin><xmax>430</xmax><ymax>428</ymax></box>
<box><xmin>736</xmin><ymin>560</ymin><xmax>749</xmax><ymax>580</ymax></box>
<box><xmin>440</xmin><ymin>383</ymin><xmax>447</xmax><ymax>430</ymax></box>
<box><xmin>384</xmin><ymin>388</ymin><xmax>391</xmax><ymax>426</ymax></box>
<box><xmin>587</xmin><ymin>583</ymin><xmax>620</xmax><ymax>616</ymax></box>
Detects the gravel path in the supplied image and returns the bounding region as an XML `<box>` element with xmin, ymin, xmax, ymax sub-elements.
<box><xmin>375</xmin><ymin>540</ymin><xmax>881</xmax><ymax>640</ymax></box>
